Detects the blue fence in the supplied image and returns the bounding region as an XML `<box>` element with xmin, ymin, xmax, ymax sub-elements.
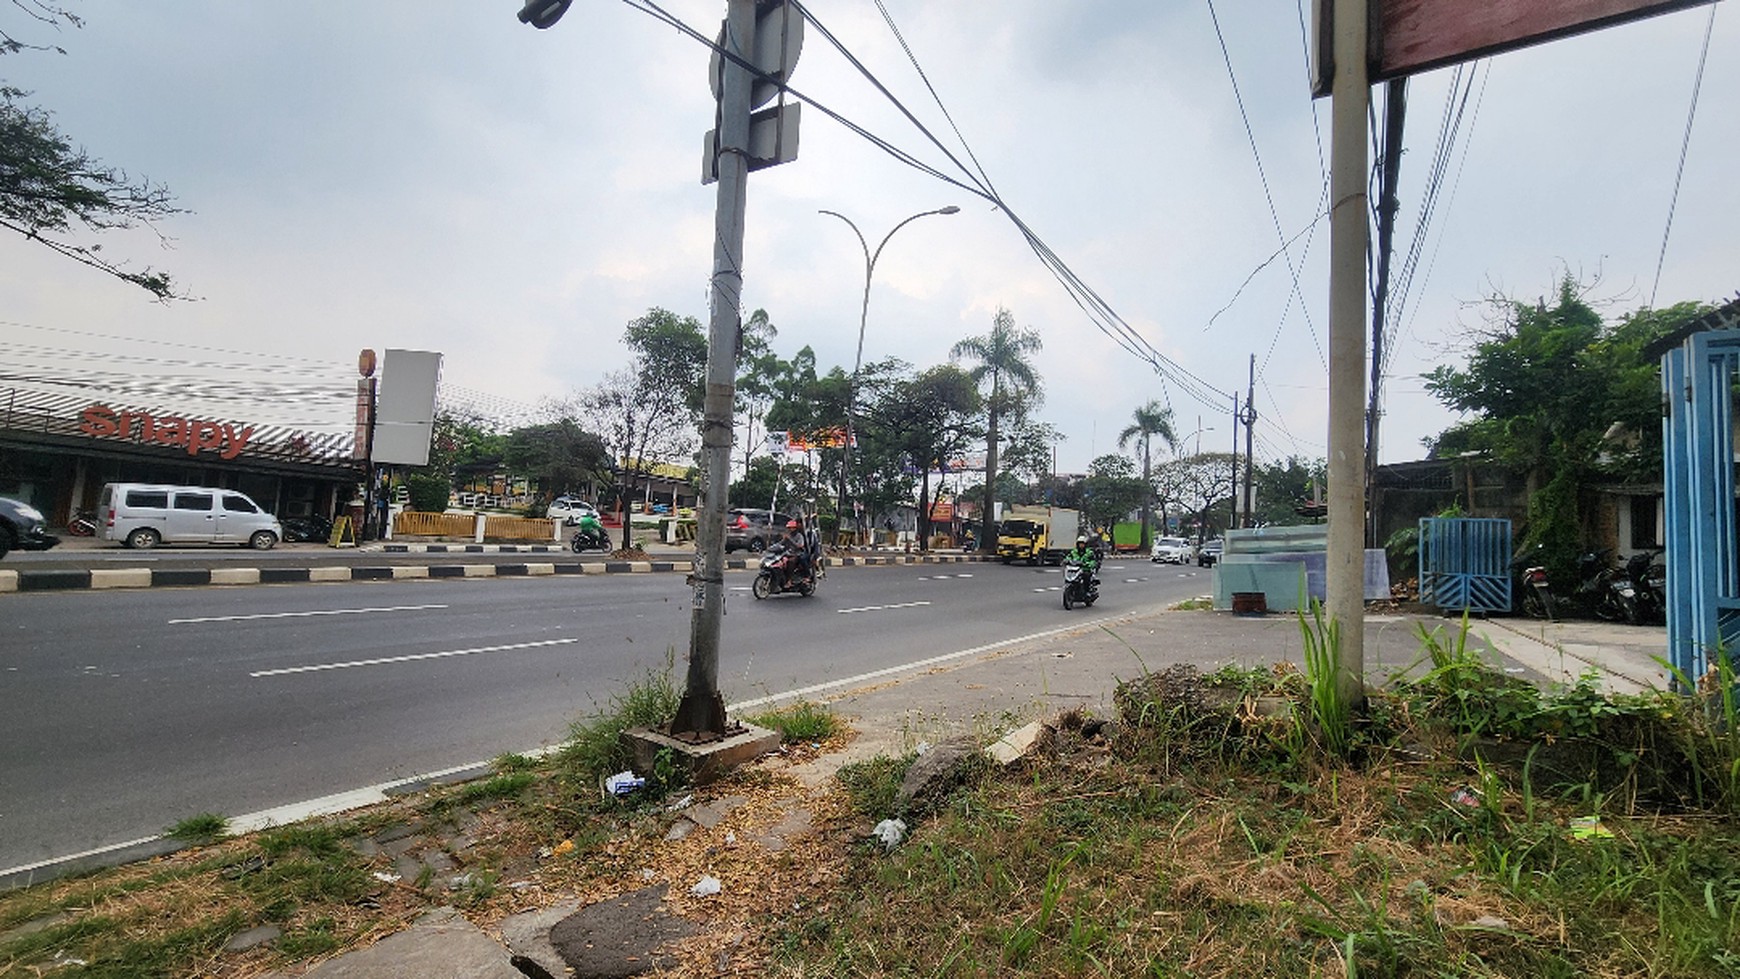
<box><xmin>1418</xmin><ymin>517</ymin><xmax>1512</xmax><ymax>613</ymax></box>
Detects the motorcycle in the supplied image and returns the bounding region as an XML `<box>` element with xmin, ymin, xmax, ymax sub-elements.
<box><xmin>1062</xmin><ymin>559</ymin><xmax>1099</xmax><ymax>610</ymax></box>
<box><xmin>280</xmin><ymin>515</ymin><xmax>333</xmax><ymax>543</ymax></box>
<box><xmin>752</xmin><ymin>540</ymin><xmax>815</xmax><ymax>599</ymax></box>
<box><xmin>569</xmin><ymin>518</ymin><xmax>611</xmax><ymax>553</ymax></box>
<box><xmin>1574</xmin><ymin>550</ymin><xmax>1640</xmax><ymax>624</ymax></box>
<box><xmin>1515</xmin><ymin>560</ymin><xmax>1556</xmax><ymax>620</ymax></box>
<box><xmin>66</xmin><ymin>509</ymin><xmax>98</xmax><ymax>537</ymax></box>
<box><xmin>1624</xmin><ymin>548</ymin><xmax>1667</xmax><ymax>625</ymax></box>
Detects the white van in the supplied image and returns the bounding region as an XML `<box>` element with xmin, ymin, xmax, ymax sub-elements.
<box><xmin>98</xmin><ymin>483</ymin><xmax>283</xmax><ymax>550</ymax></box>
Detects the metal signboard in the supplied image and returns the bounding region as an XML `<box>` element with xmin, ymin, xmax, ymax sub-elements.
<box><xmin>1312</xmin><ymin>0</ymin><xmax>1716</xmax><ymax>95</ymax></box>
<box><xmin>372</xmin><ymin>349</ymin><xmax>442</xmax><ymax>467</ymax></box>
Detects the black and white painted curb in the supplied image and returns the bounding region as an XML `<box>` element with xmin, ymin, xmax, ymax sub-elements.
<box><xmin>0</xmin><ymin>553</ymin><xmax>989</xmax><ymax>593</ymax></box>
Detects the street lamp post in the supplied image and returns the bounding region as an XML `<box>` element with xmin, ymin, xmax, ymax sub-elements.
<box><xmin>819</xmin><ymin>205</ymin><xmax>959</xmax><ymax>544</ymax></box>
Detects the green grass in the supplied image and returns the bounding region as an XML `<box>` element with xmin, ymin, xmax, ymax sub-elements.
<box><xmin>744</xmin><ymin>701</ymin><xmax>842</xmax><ymax>743</ymax></box>
<box><xmin>774</xmin><ymin>632</ymin><xmax>1740</xmax><ymax>978</ymax></box>
<box><xmin>163</xmin><ymin>812</ymin><xmax>227</xmax><ymax>845</ymax></box>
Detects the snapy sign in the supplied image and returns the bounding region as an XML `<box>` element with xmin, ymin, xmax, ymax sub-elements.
<box><xmin>79</xmin><ymin>404</ymin><xmax>255</xmax><ymax>460</ymax></box>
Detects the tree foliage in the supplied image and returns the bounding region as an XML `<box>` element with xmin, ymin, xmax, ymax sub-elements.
<box><xmin>1118</xmin><ymin>401</ymin><xmax>1176</xmax><ymax>550</ymax></box>
<box><xmin>1081</xmin><ymin>453</ymin><xmax>1146</xmax><ymax>532</ymax></box>
<box><xmin>1249</xmin><ymin>455</ymin><xmax>1327</xmax><ymax>527</ymax></box>
<box><xmin>578</xmin><ymin>308</ymin><xmax>707</xmax><ymax>548</ymax></box>
<box><xmin>2</xmin><ymin>7</ymin><xmax>187</xmax><ymax>299</ymax></box>
<box><xmin>1423</xmin><ymin>275</ymin><xmax>1701</xmax><ymax>579</ymax></box>
<box><xmin>501</xmin><ymin>419</ymin><xmax>608</xmax><ymax>498</ymax></box>
<box><xmin>953</xmin><ymin>307</ymin><xmax>1043</xmax><ymax>553</ymax></box>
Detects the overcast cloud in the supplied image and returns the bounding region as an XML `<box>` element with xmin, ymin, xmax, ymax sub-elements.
<box><xmin>2</xmin><ymin>1</ymin><xmax>1734</xmax><ymax>474</ymax></box>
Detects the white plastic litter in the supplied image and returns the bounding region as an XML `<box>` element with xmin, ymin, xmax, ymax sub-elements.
<box><xmin>914</xmin><ymin>741</ymin><xmax>932</xmax><ymax>756</ymax></box>
<box><xmin>668</xmin><ymin>794</ymin><xmax>694</xmax><ymax>811</ymax></box>
<box><xmin>604</xmin><ymin>771</ymin><xmax>646</xmax><ymax>795</ymax></box>
<box><xmin>873</xmin><ymin>818</ymin><xmax>908</xmax><ymax>851</ymax></box>
<box><xmin>371</xmin><ymin>871</ymin><xmax>401</xmax><ymax>884</ymax></box>
<box><xmin>691</xmin><ymin>874</ymin><xmax>722</xmax><ymax>897</ymax></box>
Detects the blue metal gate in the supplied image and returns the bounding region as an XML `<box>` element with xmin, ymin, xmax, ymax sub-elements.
<box><xmin>1418</xmin><ymin>517</ymin><xmax>1512</xmax><ymax>613</ymax></box>
<box><xmin>1661</xmin><ymin>329</ymin><xmax>1740</xmax><ymax>683</ymax></box>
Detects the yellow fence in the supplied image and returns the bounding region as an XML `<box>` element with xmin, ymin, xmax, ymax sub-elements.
<box><xmin>484</xmin><ymin>515</ymin><xmax>556</xmax><ymax>541</ymax></box>
<box><xmin>394</xmin><ymin>511</ymin><xmax>475</xmax><ymax>537</ymax></box>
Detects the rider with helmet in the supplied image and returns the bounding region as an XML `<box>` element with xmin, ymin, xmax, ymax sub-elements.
<box><xmin>1065</xmin><ymin>534</ymin><xmax>1099</xmax><ymax>573</ymax></box>
<box><xmin>784</xmin><ymin>518</ymin><xmax>812</xmax><ymax>584</ymax></box>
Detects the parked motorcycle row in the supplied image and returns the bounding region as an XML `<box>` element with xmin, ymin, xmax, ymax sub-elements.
<box><xmin>1512</xmin><ymin>547</ymin><xmax>1665</xmax><ymax>625</ymax></box>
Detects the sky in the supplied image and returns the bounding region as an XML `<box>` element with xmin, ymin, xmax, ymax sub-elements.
<box><xmin>2</xmin><ymin>1</ymin><xmax>1735</xmax><ymax>477</ymax></box>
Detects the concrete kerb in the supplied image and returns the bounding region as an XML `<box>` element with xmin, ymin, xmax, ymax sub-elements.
<box><xmin>1</xmin><ymin>549</ymin><xmax>992</xmax><ymax>594</ymax></box>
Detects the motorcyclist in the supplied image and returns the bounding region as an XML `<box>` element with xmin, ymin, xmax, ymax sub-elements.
<box><xmin>783</xmin><ymin>519</ymin><xmax>812</xmax><ymax>585</ymax></box>
<box><xmin>1065</xmin><ymin>535</ymin><xmax>1100</xmax><ymax>575</ymax></box>
<box><xmin>574</xmin><ymin>510</ymin><xmax>606</xmax><ymax>548</ymax></box>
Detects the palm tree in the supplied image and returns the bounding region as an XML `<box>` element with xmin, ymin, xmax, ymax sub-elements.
<box><xmin>951</xmin><ymin>307</ymin><xmax>1043</xmax><ymax>554</ymax></box>
<box><xmin>1118</xmin><ymin>401</ymin><xmax>1177</xmax><ymax>552</ymax></box>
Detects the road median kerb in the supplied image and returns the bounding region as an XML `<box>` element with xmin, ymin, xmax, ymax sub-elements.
<box><xmin>0</xmin><ymin>550</ymin><xmax>990</xmax><ymax>594</ymax></box>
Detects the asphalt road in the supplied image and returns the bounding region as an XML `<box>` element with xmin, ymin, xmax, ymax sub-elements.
<box><xmin>0</xmin><ymin>557</ymin><xmax>1211</xmax><ymax>872</ymax></box>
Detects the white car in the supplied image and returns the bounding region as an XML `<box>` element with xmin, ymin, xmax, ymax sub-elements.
<box><xmin>1150</xmin><ymin>536</ymin><xmax>1196</xmax><ymax>564</ymax></box>
<box><xmin>546</xmin><ymin>496</ymin><xmax>600</xmax><ymax>525</ymax></box>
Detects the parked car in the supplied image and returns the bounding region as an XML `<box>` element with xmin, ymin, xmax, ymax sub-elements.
<box><xmin>97</xmin><ymin>482</ymin><xmax>282</xmax><ymax>550</ymax></box>
<box><xmin>1150</xmin><ymin>536</ymin><xmax>1196</xmax><ymax>564</ymax></box>
<box><xmin>0</xmin><ymin>496</ymin><xmax>60</xmax><ymax>558</ymax></box>
<box><xmin>726</xmin><ymin>508</ymin><xmax>795</xmax><ymax>553</ymax></box>
<box><xmin>546</xmin><ymin>496</ymin><xmax>600</xmax><ymax>525</ymax></box>
<box><xmin>1197</xmin><ymin>537</ymin><xmax>1224</xmax><ymax>567</ymax></box>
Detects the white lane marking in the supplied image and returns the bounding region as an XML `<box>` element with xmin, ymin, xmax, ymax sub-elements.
<box><xmin>730</xmin><ymin>611</ymin><xmax>1135</xmax><ymax>712</ymax></box>
<box><xmin>171</xmin><ymin>604</ymin><xmax>449</xmax><ymax>625</ymax></box>
<box><xmin>250</xmin><ymin>638</ymin><xmax>577</xmax><ymax>677</ymax></box>
<box><xmin>837</xmin><ymin>601</ymin><xmax>932</xmax><ymax>614</ymax></box>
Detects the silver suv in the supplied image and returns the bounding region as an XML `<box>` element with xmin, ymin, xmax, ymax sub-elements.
<box><xmin>726</xmin><ymin>508</ymin><xmax>794</xmax><ymax>553</ymax></box>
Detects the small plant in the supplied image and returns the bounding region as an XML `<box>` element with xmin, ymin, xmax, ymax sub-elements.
<box><xmin>164</xmin><ymin>813</ymin><xmax>228</xmax><ymax>845</ymax></box>
<box><xmin>456</xmin><ymin>771</ymin><xmax>535</xmax><ymax>806</ymax></box>
<box><xmin>1298</xmin><ymin>598</ymin><xmax>1351</xmax><ymax>757</ymax></box>
<box><xmin>836</xmin><ymin>754</ymin><xmax>914</xmax><ymax>819</ymax></box>
<box><xmin>745</xmin><ymin>701</ymin><xmax>841</xmax><ymax>743</ymax></box>
<box><xmin>558</xmin><ymin>649</ymin><xmax>681</xmax><ymax>786</ymax></box>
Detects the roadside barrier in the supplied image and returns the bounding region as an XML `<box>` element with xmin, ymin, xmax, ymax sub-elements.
<box><xmin>394</xmin><ymin>511</ymin><xmax>474</xmax><ymax>537</ymax></box>
<box><xmin>484</xmin><ymin>515</ymin><xmax>557</xmax><ymax>541</ymax></box>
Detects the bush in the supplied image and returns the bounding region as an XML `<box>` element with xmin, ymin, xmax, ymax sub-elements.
<box><xmin>405</xmin><ymin>473</ymin><xmax>451</xmax><ymax>512</ymax></box>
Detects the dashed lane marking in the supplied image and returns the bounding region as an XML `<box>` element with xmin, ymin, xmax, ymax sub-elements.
<box><xmin>249</xmin><ymin>638</ymin><xmax>578</xmax><ymax>677</ymax></box>
<box><xmin>170</xmin><ymin>604</ymin><xmax>449</xmax><ymax>625</ymax></box>
<box><xmin>836</xmin><ymin>600</ymin><xmax>932</xmax><ymax>614</ymax></box>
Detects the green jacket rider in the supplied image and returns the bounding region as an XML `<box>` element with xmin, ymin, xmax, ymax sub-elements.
<box><xmin>1064</xmin><ymin>535</ymin><xmax>1099</xmax><ymax>570</ymax></box>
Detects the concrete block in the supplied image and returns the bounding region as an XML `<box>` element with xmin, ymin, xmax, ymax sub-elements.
<box><xmin>309</xmin><ymin>566</ymin><xmax>351</xmax><ymax>582</ymax></box>
<box><xmin>460</xmin><ymin>565</ymin><xmax>495</xmax><ymax>577</ymax></box>
<box><xmin>391</xmin><ymin>565</ymin><xmax>430</xmax><ymax>579</ymax></box>
<box><xmin>210</xmin><ymin>568</ymin><xmax>261</xmax><ymax>586</ymax></box>
<box><xmin>986</xmin><ymin>720</ymin><xmax>1053</xmax><ymax>767</ymax></box>
<box><xmin>621</xmin><ymin>724</ymin><xmax>780</xmax><ymax>786</ymax></box>
<box><xmin>581</xmin><ymin>562</ymin><xmax>608</xmax><ymax>574</ymax></box>
<box><xmin>524</xmin><ymin>563</ymin><xmax>556</xmax><ymax>576</ymax></box>
<box><xmin>0</xmin><ymin>570</ymin><xmax>15</xmax><ymax>592</ymax></box>
<box><xmin>89</xmin><ymin>568</ymin><xmax>153</xmax><ymax>589</ymax></box>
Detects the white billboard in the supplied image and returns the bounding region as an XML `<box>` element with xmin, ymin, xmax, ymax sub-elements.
<box><xmin>372</xmin><ymin>349</ymin><xmax>442</xmax><ymax>466</ymax></box>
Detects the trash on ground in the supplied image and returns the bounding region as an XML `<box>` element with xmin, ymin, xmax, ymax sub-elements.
<box><xmin>370</xmin><ymin>871</ymin><xmax>401</xmax><ymax>884</ymax></box>
<box><xmin>873</xmin><ymin>818</ymin><xmax>908</xmax><ymax>851</ymax></box>
<box><xmin>667</xmin><ymin>794</ymin><xmax>694</xmax><ymax>812</ymax></box>
<box><xmin>691</xmin><ymin>874</ymin><xmax>722</xmax><ymax>897</ymax></box>
<box><xmin>1448</xmin><ymin>786</ymin><xmax>1482</xmax><ymax>809</ymax></box>
<box><xmin>604</xmin><ymin>771</ymin><xmax>646</xmax><ymax>796</ymax></box>
<box><xmin>914</xmin><ymin>741</ymin><xmax>932</xmax><ymax>756</ymax></box>
<box><xmin>1570</xmin><ymin>815</ymin><xmax>1614</xmax><ymax>840</ymax></box>
<box><xmin>551</xmin><ymin>839</ymin><xmax>576</xmax><ymax>857</ymax></box>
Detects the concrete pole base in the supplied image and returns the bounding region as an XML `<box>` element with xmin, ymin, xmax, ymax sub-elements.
<box><xmin>621</xmin><ymin>723</ymin><xmax>781</xmax><ymax>786</ymax></box>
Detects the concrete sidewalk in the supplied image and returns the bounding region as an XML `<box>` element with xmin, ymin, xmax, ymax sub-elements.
<box><xmin>252</xmin><ymin>601</ymin><xmax>1670</xmax><ymax>977</ymax></box>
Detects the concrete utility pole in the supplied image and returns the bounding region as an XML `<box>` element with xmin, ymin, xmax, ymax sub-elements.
<box><xmin>672</xmin><ymin>0</ymin><xmax>758</xmax><ymax>739</ymax></box>
<box><xmin>1241</xmin><ymin>353</ymin><xmax>1256</xmax><ymax>527</ymax></box>
<box><xmin>1326</xmin><ymin>0</ymin><xmax>1370</xmax><ymax>704</ymax></box>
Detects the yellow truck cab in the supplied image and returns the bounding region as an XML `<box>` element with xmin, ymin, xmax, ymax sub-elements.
<box><xmin>996</xmin><ymin>505</ymin><xmax>1082</xmax><ymax>565</ymax></box>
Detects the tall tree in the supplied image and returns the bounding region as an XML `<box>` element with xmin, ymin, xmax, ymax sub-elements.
<box><xmin>501</xmin><ymin>419</ymin><xmax>608</xmax><ymax>499</ymax></box>
<box><xmin>864</xmin><ymin>364</ymin><xmax>983</xmax><ymax>549</ymax></box>
<box><xmin>578</xmin><ymin>308</ymin><xmax>707</xmax><ymax>549</ymax></box>
<box><xmin>952</xmin><ymin>307</ymin><xmax>1043</xmax><ymax>554</ymax></box>
<box><xmin>1117</xmin><ymin>401</ymin><xmax>1177</xmax><ymax>551</ymax></box>
<box><xmin>2</xmin><ymin>8</ymin><xmax>186</xmax><ymax>300</ymax></box>
<box><xmin>1081</xmin><ymin>453</ymin><xmax>1146</xmax><ymax>535</ymax></box>
<box><xmin>733</xmin><ymin>308</ymin><xmax>780</xmax><ymax>476</ymax></box>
